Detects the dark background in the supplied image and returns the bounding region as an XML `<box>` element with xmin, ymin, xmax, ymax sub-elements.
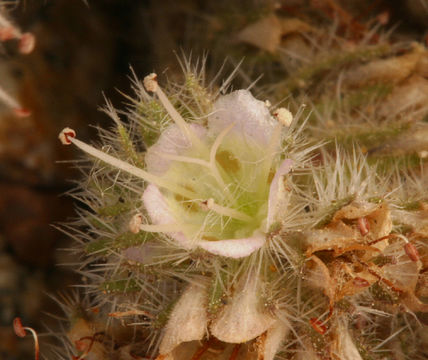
<box><xmin>0</xmin><ymin>0</ymin><xmax>426</xmax><ymax>358</ymax></box>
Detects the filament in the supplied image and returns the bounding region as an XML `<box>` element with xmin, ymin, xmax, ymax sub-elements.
<box><xmin>205</xmin><ymin>198</ymin><xmax>252</xmax><ymax>222</ymax></box>
<box><xmin>145</xmin><ymin>74</ymin><xmax>206</xmax><ymax>152</ymax></box>
<box><xmin>140</xmin><ymin>223</ymin><xmax>186</xmax><ymax>233</ymax></box>
<box><xmin>64</xmin><ymin>132</ymin><xmax>196</xmax><ymax>199</ymax></box>
<box><xmin>152</xmin><ymin>151</ymin><xmax>210</xmax><ymax>168</ymax></box>
<box><xmin>209</xmin><ymin>123</ymin><xmax>235</xmax><ymax>198</ymax></box>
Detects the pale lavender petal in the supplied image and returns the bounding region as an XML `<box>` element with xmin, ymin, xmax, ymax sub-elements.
<box><xmin>208</xmin><ymin>90</ymin><xmax>276</xmax><ymax>145</ymax></box>
<box><xmin>145</xmin><ymin>123</ymin><xmax>206</xmax><ymax>175</ymax></box>
<box><xmin>142</xmin><ymin>184</ymin><xmax>191</xmax><ymax>248</ymax></box>
<box><xmin>198</xmin><ymin>231</ymin><xmax>265</xmax><ymax>258</ymax></box>
<box><xmin>267</xmin><ymin>159</ymin><xmax>293</xmax><ymax>229</ymax></box>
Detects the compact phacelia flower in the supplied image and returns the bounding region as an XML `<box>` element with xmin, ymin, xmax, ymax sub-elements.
<box><xmin>59</xmin><ymin>73</ymin><xmax>293</xmax><ymax>258</ymax></box>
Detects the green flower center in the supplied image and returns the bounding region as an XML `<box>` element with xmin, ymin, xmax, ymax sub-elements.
<box><xmin>160</xmin><ymin>132</ymin><xmax>279</xmax><ymax>241</ymax></box>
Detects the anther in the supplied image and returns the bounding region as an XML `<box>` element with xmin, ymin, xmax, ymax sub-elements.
<box><xmin>18</xmin><ymin>32</ymin><xmax>36</xmax><ymax>54</ymax></box>
<box><xmin>13</xmin><ymin>317</ymin><xmax>40</xmax><ymax>360</ymax></box>
<box><xmin>309</xmin><ymin>317</ymin><xmax>327</xmax><ymax>335</ymax></box>
<box><xmin>273</xmin><ymin>108</ymin><xmax>293</xmax><ymax>127</ymax></box>
<box><xmin>0</xmin><ymin>13</ymin><xmax>36</xmax><ymax>54</ymax></box>
<box><xmin>353</xmin><ymin>277</ymin><xmax>370</xmax><ymax>287</ymax></box>
<box><xmin>404</xmin><ymin>242</ymin><xmax>420</xmax><ymax>262</ymax></box>
<box><xmin>143</xmin><ymin>73</ymin><xmax>205</xmax><ymax>151</ymax></box>
<box><xmin>396</xmin><ymin>234</ymin><xmax>420</xmax><ymax>262</ymax></box>
<box><xmin>357</xmin><ymin>217</ymin><xmax>370</xmax><ymax>236</ymax></box>
<box><xmin>58</xmin><ymin>127</ymin><xmax>76</xmax><ymax>145</ymax></box>
<box><xmin>203</xmin><ymin>198</ymin><xmax>253</xmax><ymax>222</ymax></box>
<box><xmin>0</xmin><ymin>84</ymin><xmax>31</xmax><ymax>117</ymax></box>
<box><xmin>129</xmin><ymin>213</ymin><xmax>143</xmax><ymax>234</ymax></box>
<box><xmin>143</xmin><ymin>73</ymin><xmax>158</xmax><ymax>92</ymax></box>
<box><xmin>58</xmin><ymin>128</ymin><xmax>196</xmax><ymax>198</ymax></box>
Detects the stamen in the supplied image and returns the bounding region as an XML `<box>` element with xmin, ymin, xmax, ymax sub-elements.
<box><xmin>258</xmin><ymin>110</ymin><xmax>292</xmax><ymax>192</ymax></box>
<box><xmin>13</xmin><ymin>317</ymin><xmax>39</xmax><ymax>360</ymax></box>
<box><xmin>129</xmin><ymin>213</ymin><xmax>143</xmax><ymax>234</ymax></box>
<box><xmin>108</xmin><ymin>310</ymin><xmax>154</xmax><ymax>319</ymax></box>
<box><xmin>273</xmin><ymin>108</ymin><xmax>293</xmax><ymax>127</ymax></box>
<box><xmin>203</xmin><ymin>198</ymin><xmax>253</xmax><ymax>222</ymax></box>
<box><xmin>0</xmin><ymin>13</ymin><xmax>35</xmax><ymax>54</ymax></box>
<box><xmin>258</xmin><ymin>122</ymin><xmax>281</xmax><ymax>189</ymax></box>
<box><xmin>404</xmin><ymin>242</ymin><xmax>420</xmax><ymax>262</ymax></box>
<box><xmin>140</xmin><ymin>223</ymin><xmax>186</xmax><ymax>233</ymax></box>
<box><xmin>18</xmin><ymin>32</ymin><xmax>36</xmax><ymax>54</ymax></box>
<box><xmin>210</xmin><ymin>123</ymin><xmax>235</xmax><ymax>164</ymax></box>
<box><xmin>152</xmin><ymin>151</ymin><xmax>211</xmax><ymax>168</ymax></box>
<box><xmin>309</xmin><ymin>317</ymin><xmax>327</xmax><ymax>335</ymax></box>
<box><xmin>209</xmin><ymin>123</ymin><xmax>235</xmax><ymax>195</ymax></box>
<box><xmin>358</xmin><ymin>217</ymin><xmax>370</xmax><ymax>236</ymax></box>
<box><xmin>143</xmin><ymin>73</ymin><xmax>205</xmax><ymax>150</ymax></box>
<box><xmin>58</xmin><ymin>128</ymin><xmax>196</xmax><ymax>199</ymax></box>
<box><xmin>0</xmin><ymin>84</ymin><xmax>30</xmax><ymax>117</ymax></box>
<box><xmin>73</xmin><ymin>333</ymin><xmax>103</xmax><ymax>360</ymax></box>
<box><xmin>0</xmin><ymin>12</ymin><xmax>20</xmax><ymax>39</ymax></box>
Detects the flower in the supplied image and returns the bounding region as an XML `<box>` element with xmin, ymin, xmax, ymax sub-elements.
<box><xmin>141</xmin><ymin>74</ymin><xmax>293</xmax><ymax>258</ymax></box>
<box><xmin>59</xmin><ymin>73</ymin><xmax>294</xmax><ymax>259</ymax></box>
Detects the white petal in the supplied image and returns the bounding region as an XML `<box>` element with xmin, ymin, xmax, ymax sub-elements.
<box><xmin>159</xmin><ymin>282</ymin><xmax>209</xmax><ymax>355</ymax></box>
<box><xmin>198</xmin><ymin>231</ymin><xmax>265</xmax><ymax>258</ymax></box>
<box><xmin>267</xmin><ymin>159</ymin><xmax>293</xmax><ymax>229</ymax></box>
<box><xmin>208</xmin><ymin>90</ymin><xmax>276</xmax><ymax>145</ymax></box>
<box><xmin>142</xmin><ymin>184</ymin><xmax>191</xmax><ymax>248</ymax></box>
<box><xmin>210</xmin><ymin>275</ymin><xmax>276</xmax><ymax>343</ymax></box>
<box><xmin>145</xmin><ymin>124</ymin><xmax>206</xmax><ymax>175</ymax></box>
<box><xmin>263</xmin><ymin>320</ymin><xmax>290</xmax><ymax>360</ymax></box>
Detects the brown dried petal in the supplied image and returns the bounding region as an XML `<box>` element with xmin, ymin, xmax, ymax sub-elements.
<box><xmin>382</xmin><ymin>245</ymin><xmax>421</xmax><ymax>293</ymax></box>
<box><xmin>365</xmin><ymin>203</ymin><xmax>392</xmax><ymax>248</ymax></box>
<box><xmin>305</xmin><ymin>255</ymin><xmax>335</xmax><ymax>305</ymax></box>
<box><xmin>332</xmin><ymin>201</ymin><xmax>378</xmax><ymax>221</ymax></box>
<box><xmin>304</xmin><ymin>221</ymin><xmax>359</xmax><ymax>254</ymax></box>
<box><xmin>67</xmin><ymin>318</ymin><xmax>105</xmax><ymax>360</ymax></box>
<box><xmin>415</xmin><ymin>47</ymin><xmax>428</xmax><ymax>77</ymax></box>
<box><xmin>378</xmin><ymin>76</ymin><xmax>428</xmax><ymax>119</ymax></box>
<box><xmin>343</xmin><ymin>44</ymin><xmax>424</xmax><ymax>87</ymax></box>
<box><xmin>392</xmin><ymin>208</ymin><xmax>428</xmax><ymax>237</ymax></box>
<box><xmin>402</xmin><ymin>291</ymin><xmax>428</xmax><ymax>313</ymax></box>
<box><xmin>416</xmin><ymin>271</ymin><xmax>428</xmax><ymax>298</ymax></box>
<box><xmin>236</xmin><ymin>15</ymin><xmax>312</xmax><ymax>54</ymax></box>
<box><xmin>305</xmin><ymin>202</ymin><xmax>391</xmax><ymax>254</ymax></box>
<box><xmin>336</xmin><ymin>275</ymin><xmax>376</xmax><ymax>300</ymax></box>
<box><xmin>236</xmin><ymin>14</ymin><xmax>282</xmax><ymax>53</ymax></box>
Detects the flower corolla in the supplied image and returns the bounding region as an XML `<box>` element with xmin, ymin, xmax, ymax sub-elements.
<box><xmin>142</xmin><ymin>77</ymin><xmax>293</xmax><ymax>258</ymax></box>
<box><xmin>59</xmin><ymin>74</ymin><xmax>293</xmax><ymax>258</ymax></box>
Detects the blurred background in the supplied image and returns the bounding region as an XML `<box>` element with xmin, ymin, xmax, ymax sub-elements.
<box><xmin>0</xmin><ymin>0</ymin><xmax>426</xmax><ymax>358</ymax></box>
